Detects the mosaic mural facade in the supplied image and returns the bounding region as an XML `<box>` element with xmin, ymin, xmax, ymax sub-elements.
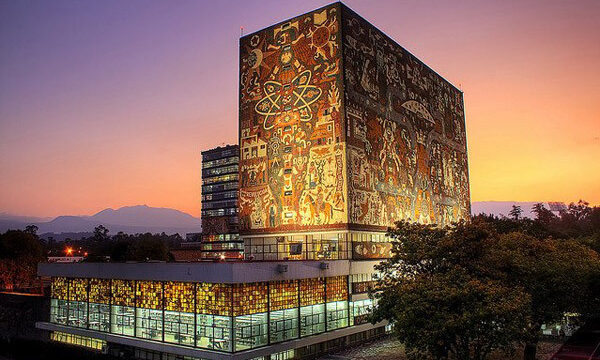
<box><xmin>239</xmin><ymin>4</ymin><xmax>347</xmax><ymax>233</ymax></box>
<box><xmin>341</xmin><ymin>6</ymin><xmax>470</xmax><ymax>228</ymax></box>
<box><xmin>239</xmin><ymin>3</ymin><xmax>470</xmax><ymax>234</ymax></box>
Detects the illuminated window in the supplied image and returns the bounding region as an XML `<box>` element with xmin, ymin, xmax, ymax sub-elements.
<box><xmin>197</xmin><ymin>283</ymin><xmax>232</xmax><ymax>316</ymax></box>
<box><xmin>300</xmin><ymin>278</ymin><xmax>325</xmax><ymax>307</ymax></box>
<box><xmin>326</xmin><ymin>276</ymin><xmax>348</xmax><ymax>302</ymax></box>
<box><xmin>51</xmin><ymin>331</ymin><xmax>105</xmax><ymax>351</ymax></box>
<box><xmin>89</xmin><ymin>278</ymin><xmax>110</xmax><ymax>332</ymax></box>
<box><xmin>111</xmin><ymin>279</ymin><xmax>135</xmax><ymax>336</ymax></box>
<box><xmin>136</xmin><ymin>281</ymin><xmax>163</xmax><ymax>341</ymax></box>
<box><xmin>50</xmin><ymin>277</ymin><xmax>69</xmax><ymax>325</ymax></box>
<box><xmin>164</xmin><ymin>282</ymin><xmax>195</xmax><ymax>346</ymax></box>
<box><xmin>50</xmin><ymin>277</ymin><xmax>68</xmax><ymax>300</ymax></box>
<box><xmin>326</xmin><ymin>301</ymin><xmax>349</xmax><ymax>330</ymax></box>
<box><xmin>300</xmin><ymin>278</ymin><xmax>326</xmax><ymax>336</ymax></box>
<box><xmin>233</xmin><ymin>312</ymin><xmax>267</xmax><ymax>351</ymax></box>
<box><xmin>68</xmin><ymin>278</ymin><xmax>88</xmax><ymax>328</ymax></box>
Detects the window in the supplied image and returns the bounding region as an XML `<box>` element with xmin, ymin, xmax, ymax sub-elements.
<box><xmin>351</xmin><ymin>299</ymin><xmax>373</xmax><ymax>325</ymax></box>
<box><xmin>89</xmin><ymin>278</ymin><xmax>110</xmax><ymax>332</ymax></box>
<box><xmin>111</xmin><ymin>305</ymin><xmax>134</xmax><ymax>336</ymax></box>
<box><xmin>233</xmin><ymin>312</ymin><xmax>268</xmax><ymax>351</ymax></box>
<box><xmin>326</xmin><ymin>301</ymin><xmax>349</xmax><ymax>330</ymax></box>
<box><xmin>196</xmin><ymin>314</ymin><xmax>231</xmax><ymax>351</ymax></box>
<box><xmin>270</xmin><ymin>308</ymin><xmax>298</xmax><ymax>343</ymax></box>
<box><xmin>135</xmin><ymin>281</ymin><xmax>163</xmax><ymax>341</ymax></box>
<box><xmin>164</xmin><ymin>282</ymin><xmax>195</xmax><ymax>346</ymax></box>
<box><xmin>68</xmin><ymin>278</ymin><xmax>88</xmax><ymax>328</ymax></box>
<box><xmin>300</xmin><ymin>304</ymin><xmax>325</xmax><ymax>336</ymax></box>
<box><xmin>50</xmin><ymin>299</ymin><xmax>68</xmax><ymax>325</ymax></box>
<box><xmin>136</xmin><ymin>308</ymin><xmax>163</xmax><ymax>341</ymax></box>
<box><xmin>51</xmin><ymin>332</ymin><xmax>105</xmax><ymax>351</ymax></box>
<box><xmin>89</xmin><ymin>303</ymin><xmax>110</xmax><ymax>332</ymax></box>
<box><xmin>68</xmin><ymin>301</ymin><xmax>87</xmax><ymax>328</ymax></box>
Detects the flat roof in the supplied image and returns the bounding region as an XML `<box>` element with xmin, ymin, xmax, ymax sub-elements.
<box><xmin>38</xmin><ymin>260</ymin><xmax>380</xmax><ymax>283</ymax></box>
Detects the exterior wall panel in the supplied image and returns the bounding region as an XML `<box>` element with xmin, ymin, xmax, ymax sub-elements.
<box><xmin>341</xmin><ymin>6</ymin><xmax>470</xmax><ymax>229</ymax></box>
<box><xmin>239</xmin><ymin>3</ymin><xmax>348</xmax><ymax>234</ymax></box>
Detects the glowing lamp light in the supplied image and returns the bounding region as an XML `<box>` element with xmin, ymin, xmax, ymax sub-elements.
<box><xmin>219</xmin><ymin>254</ymin><xmax>226</xmax><ymax>261</ymax></box>
<box><xmin>65</xmin><ymin>247</ymin><xmax>73</xmax><ymax>256</ymax></box>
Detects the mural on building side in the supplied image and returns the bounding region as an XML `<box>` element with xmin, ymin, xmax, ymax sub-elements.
<box><xmin>342</xmin><ymin>6</ymin><xmax>470</xmax><ymax>228</ymax></box>
<box><xmin>239</xmin><ymin>4</ymin><xmax>347</xmax><ymax>232</ymax></box>
<box><xmin>239</xmin><ymin>4</ymin><xmax>471</xmax><ymax>233</ymax></box>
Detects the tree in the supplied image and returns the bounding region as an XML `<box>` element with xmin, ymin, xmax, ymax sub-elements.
<box><xmin>92</xmin><ymin>225</ymin><xmax>109</xmax><ymax>242</ymax></box>
<box><xmin>508</xmin><ymin>205</ymin><xmax>523</xmax><ymax>220</ymax></box>
<box><xmin>24</xmin><ymin>224</ymin><xmax>38</xmax><ymax>236</ymax></box>
<box><xmin>0</xmin><ymin>230</ymin><xmax>45</xmax><ymax>290</ymax></box>
<box><xmin>531</xmin><ymin>203</ymin><xmax>555</xmax><ymax>224</ymax></box>
<box><xmin>373</xmin><ymin>222</ymin><xmax>529</xmax><ymax>360</ymax></box>
<box><xmin>484</xmin><ymin>232</ymin><xmax>600</xmax><ymax>360</ymax></box>
<box><xmin>127</xmin><ymin>233</ymin><xmax>169</xmax><ymax>261</ymax></box>
<box><xmin>374</xmin><ymin>221</ymin><xmax>600</xmax><ymax>360</ymax></box>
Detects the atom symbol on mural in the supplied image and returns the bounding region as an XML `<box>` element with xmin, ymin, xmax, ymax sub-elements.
<box><xmin>255</xmin><ymin>70</ymin><xmax>322</xmax><ymax>130</ymax></box>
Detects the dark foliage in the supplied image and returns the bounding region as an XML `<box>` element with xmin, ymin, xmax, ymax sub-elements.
<box><xmin>374</xmin><ymin>200</ymin><xmax>600</xmax><ymax>360</ymax></box>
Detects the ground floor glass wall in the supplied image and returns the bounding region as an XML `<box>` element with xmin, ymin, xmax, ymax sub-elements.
<box><xmin>164</xmin><ymin>311</ymin><xmax>195</xmax><ymax>346</ymax></box>
<box><xmin>50</xmin><ymin>299</ymin><xmax>68</xmax><ymax>325</ymax></box>
<box><xmin>49</xmin><ymin>275</ymin><xmax>352</xmax><ymax>353</ymax></box>
<box><xmin>326</xmin><ymin>301</ymin><xmax>349</xmax><ymax>330</ymax></box>
<box><xmin>350</xmin><ymin>299</ymin><xmax>373</xmax><ymax>326</ymax></box>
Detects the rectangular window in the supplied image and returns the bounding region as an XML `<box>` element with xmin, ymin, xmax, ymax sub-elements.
<box><xmin>136</xmin><ymin>308</ymin><xmax>163</xmax><ymax>341</ymax></box>
<box><xmin>196</xmin><ymin>314</ymin><xmax>232</xmax><ymax>351</ymax></box>
<box><xmin>50</xmin><ymin>298</ymin><xmax>68</xmax><ymax>325</ymax></box>
<box><xmin>110</xmin><ymin>305</ymin><xmax>135</xmax><ymax>336</ymax></box>
<box><xmin>68</xmin><ymin>301</ymin><xmax>87</xmax><ymax>328</ymax></box>
<box><xmin>351</xmin><ymin>299</ymin><xmax>373</xmax><ymax>326</ymax></box>
<box><xmin>164</xmin><ymin>310</ymin><xmax>194</xmax><ymax>346</ymax></box>
<box><xmin>269</xmin><ymin>308</ymin><xmax>298</xmax><ymax>343</ymax></box>
<box><xmin>326</xmin><ymin>301</ymin><xmax>349</xmax><ymax>330</ymax></box>
<box><xmin>300</xmin><ymin>304</ymin><xmax>325</xmax><ymax>337</ymax></box>
<box><xmin>233</xmin><ymin>312</ymin><xmax>268</xmax><ymax>351</ymax></box>
<box><xmin>89</xmin><ymin>303</ymin><xmax>110</xmax><ymax>332</ymax></box>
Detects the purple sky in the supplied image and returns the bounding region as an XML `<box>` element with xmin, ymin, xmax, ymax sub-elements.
<box><xmin>1</xmin><ymin>0</ymin><xmax>599</xmax><ymax>217</ymax></box>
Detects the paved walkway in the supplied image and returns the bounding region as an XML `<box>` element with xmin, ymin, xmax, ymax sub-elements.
<box><xmin>320</xmin><ymin>337</ymin><xmax>562</xmax><ymax>360</ymax></box>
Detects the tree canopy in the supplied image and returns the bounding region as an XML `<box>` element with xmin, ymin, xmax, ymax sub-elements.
<box><xmin>373</xmin><ymin>215</ymin><xmax>600</xmax><ymax>360</ymax></box>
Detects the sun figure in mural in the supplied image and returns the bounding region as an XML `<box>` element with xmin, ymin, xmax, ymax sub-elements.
<box><xmin>255</xmin><ymin>70</ymin><xmax>322</xmax><ymax>130</ymax></box>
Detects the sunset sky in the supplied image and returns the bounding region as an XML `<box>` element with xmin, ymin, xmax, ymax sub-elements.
<box><xmin>1</xmin><ymin>0</ymin><xmax>599</xmax><ymax>218</ymax></box>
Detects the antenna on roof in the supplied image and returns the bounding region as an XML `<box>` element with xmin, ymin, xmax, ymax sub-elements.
<box><xmin>240</xmin><ymin>26</ymin><xmax>244</xmax><ymax>37</ymax></box>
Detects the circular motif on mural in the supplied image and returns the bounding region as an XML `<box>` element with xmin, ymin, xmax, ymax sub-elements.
<box><xmin>255</xmin><ymin>70</ymin><xmax>322</xmax><ymax>130</ymax></box>
<box><xmin>312</xmin><ymin>26</ymin><xmax>330</xmax><ymax>48</ymax></box>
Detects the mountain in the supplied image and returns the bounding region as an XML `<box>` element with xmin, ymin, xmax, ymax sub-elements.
<box><xmin>91</xmin><ymin>205</ymin><xmax>199</xmax><ymax>228</ymax></box>
<box><xmin>0</xmin><ymin>205</ymin><xmax>201</xmax><ymax>236</ymax></box>
<box><xmin>471</xmin><ymin>201</ymin><xmax>567</xmax><ymax>218</ymax></box>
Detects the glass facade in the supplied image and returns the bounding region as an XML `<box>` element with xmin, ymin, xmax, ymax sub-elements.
<box><xmin>243</xmin><ymin>231</ymin><xmax>393</xmax><ymax>261</ymax></box>
<box><xmin>49</xmin><ymin>275</ymin><xmax>352</xmax><ymax>353</ymax></box>
<box><xmin>51</xmin><ymin>331</ymin><xmax>106</xmax><ymax>351</ymax></box>
<box><xmin>201</xmin><ymin>144</ymin><xmax>242</xmax><ymax>259</ymax></box>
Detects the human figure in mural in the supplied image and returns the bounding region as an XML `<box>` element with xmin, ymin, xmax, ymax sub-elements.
<box><xmin>269</xmin><ymin>206</ymin><xmax>276</xmax><ymax>228</ymax></box>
